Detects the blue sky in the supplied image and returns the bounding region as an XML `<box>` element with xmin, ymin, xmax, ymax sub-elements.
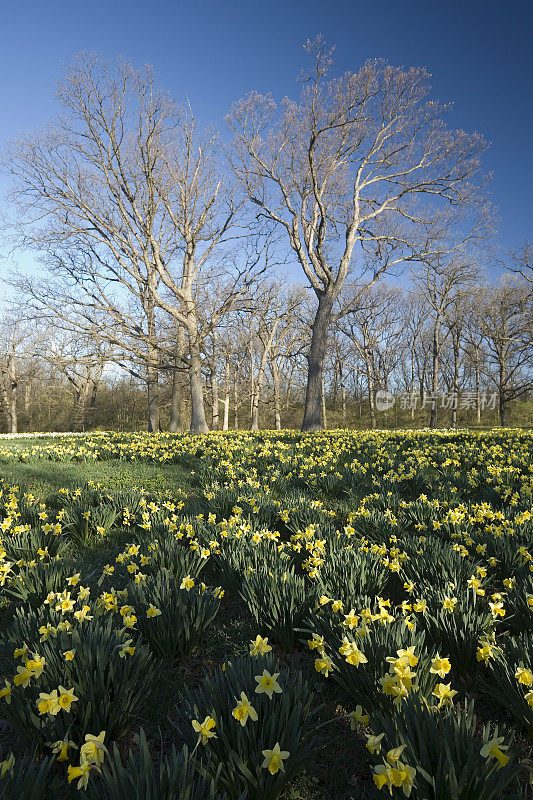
<box><xmin>1</xmin><ymin>0</ymin><xmax>532</xmax><ymax>281</ymax></box>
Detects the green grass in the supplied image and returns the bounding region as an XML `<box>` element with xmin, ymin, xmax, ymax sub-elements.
<box><xmin>0</xmin><ymin>459</ymin><xmax>196</xmax><ymax>501</ymax></box>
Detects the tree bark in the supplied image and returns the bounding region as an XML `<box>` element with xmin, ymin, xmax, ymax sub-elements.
<box><xmin>222</xmin><ymin>359</ymin><xmax>230</xmax><ymax>431</ymax></box>
<box><xmin>339</xmin><ymin>362</ymin><xmax>347</xmax><ymax>427</ymax></box>
<box><xmin>272</xmin><ymin>358</ymin><xmax>282</xmax><ymax>430</ymax></box>
<box><xmin>302</xmin><ymin>292</ymin><xmax>333</xmax><ymax>432</ymax></box>
<box><xmin>450</xmin><ymin>327</ymin><xmax>460</xmax><ymax>429</ymax></box>
<box><xmin>364</xmin><ymin>348</ymin><xmax>376</xmax><ymax>430</ymax></box>
<box><xmin>475</xmin><ymin>363</ymin><xmax>481</xmax><ymax>424</ymax></box>
<box><xmin>429</xmin><ymin>318</ymin><xmax>440</xmax><ymax>428</ymax></box>
<box><xmin>7</xmin><ymin>353</ymin><xmax>18</xmax><ymax>434</ymax></box>
<box><xmin>188</xmin><ymin>329</ymin><xmax>209</xmax><ymax>434</ymax></box>
<box><xmin>499</xmin><ymin>356</ymin><xmax>507</xmax><ymax>426</ymax></box>
<box><xmin>320</xmin><ymin>374</ymin><xmax>327</xmax><ymax>429</ymax></box>
<box><xmin>146</xmin><ymin>299</ymin><xmax>160</xmax><ymax>432</ymax></box>
<box><xmin>211</xmin><ymin>368</ymin><xmax>219</xmax><ymax>430</ymax></box>
<box><xmin>170</xmin><ymin>327</ymin><xmax>186</xmax><ymax>432</ymax></box>
<box><xmin>233</xmin><ymin>379</ymin><xmax>239</xmax><ymax>430</ymax></box>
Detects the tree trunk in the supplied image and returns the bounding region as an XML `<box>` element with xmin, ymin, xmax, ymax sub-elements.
<box><xmin>321</xmin><ymin>374</ymin><xmax>327</xmax><ymax>429</ymax></box>
<box><xmin>233</xmin><ymin>379</ymin><xmax>239</xmax><ymax>430</ymax></box>
<box><xmin>146</xmin><ymin>367</ymin><xmax>160</xmax><ymax>433</ymax></box>
<box><xmin>188</xmin><ymin>328</ymin><xmax>209</xmax><ymax>434</ymax></box>
<box><xmin>339</xmin><ymin>362</ymin><xmax>347</xmax><ymax>427</ymax></box>
<box><xmin>146</xmin><ymin>300</ymin><xmax>160</xmax><ymax>433</ymax></box>
<box><xmin>410</xmin><ymin>354</ymin><xmax>416</xmax><ymax>421</ymax></box>
<box><xmin>223</xmin><ymin>360</ymin><xmax>230</xmax><ymax>431</ymax></box>
<box><xmin>450</xmin><ymin>328</ymin><xmax>460</xmax><ymax>429</ymax></box>
<box><xmin>272</xmin><ymin>358</ymin><xmax>282</xmax><ymax>430</ymax></box>
<box><xmin>73</xmin><ymin>385</ymin><xmax>88</xmax><ymax>432</ymax></box>
<box><xmin>429</xmin><ymin>319</ymin><xmax>440</xmax><ymax>428</ymax></box>
<box><xmin>302</xmin><ymin>291</ymin><xmax>333</xmax><ymax>432</ymax></box>
<box><xmin>169</xmin><ymin>370</ymin><xmax>182</xmax><ymax>432</ymax></box>
<box><xmin>364</xmin><ymin>349</ymin><xmax>376</xmax><ymax>430</ymax></box>
<box><xmin>475</xmin><ymin>363</ymin><xmax>481</xmax><ymax>424</ymax></box>
<box><xmin>251</xmin><ymin>347</ymin><xmax>271</xmax><ymax>431</ymax></box>
<box><xmin>499</xmin><ymin>356</ymin><xmax>507</xmax><ymax>426</ymax></box>
<box><xmin>170</xmin><ymin>326</ymin><xmax>186</xmax><ymax>432</ymax></box>
<box><xmin>1</xmin><ymin>370</ymin><xmax>10</xmax><ymax>433</ymax></box>
<box><xmin>211</xmin><ymin>369</ymin><xmax>219</xmax><ymax>430</ymax></box>
<box><xmin>8</xmin><ymin>355</ymin><xmax>17</xmax><ymax>434</ymax></box>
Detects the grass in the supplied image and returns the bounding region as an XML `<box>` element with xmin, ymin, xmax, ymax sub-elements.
<box><xmin>0</xmin><ymin>431</ymin><xmax>531</xmax><ymax>799</ymax></box>
<box><xmin>0</xmin><ymin>459</ymin><xmax>196</xmax><ymax>502</ymax></box>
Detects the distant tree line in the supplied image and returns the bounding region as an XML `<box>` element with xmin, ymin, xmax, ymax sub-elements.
<box><xmin>1</xmin><ymin>43</ymin><xmax>531</xmax><ymax>432</ymax></box>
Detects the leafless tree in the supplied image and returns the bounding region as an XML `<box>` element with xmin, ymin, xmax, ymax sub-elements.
<box><xmin>506</xmin><ymin>242</ymin><xmax>532</xmax><ymax>284</ymax></box>
<box><xmin>338</xmin><ymin>284</ymin><xmax>404</xmax><ymax>427</ymax></box>
<box><xmin>411</xmin><ymin>254</ymin><xmax>480</xmax><ymax>426</ymax></box>
<box><xmin>227</xmin><ymin>37</ymin><xmax>488</xmax><ymax>430</ymax></box>
<box><xmin>0</xmin><ymin>314</ymin><xmax>28</xmax><ymax>433</ymax></box>
<box><xmin>4</xmin><ymin>54</ymin><xmax>267</xmax><ymax>433</ymax></box>
<box><xmin>474</xmin><ymin>277</ymin><xmax>532</xmax><ymax>425</ymax></box>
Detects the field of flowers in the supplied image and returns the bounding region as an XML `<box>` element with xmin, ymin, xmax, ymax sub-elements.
<box><xmin>0</xmin><ymin>429</ymin><xmax>532</xmax><ymax>799</ymax></box>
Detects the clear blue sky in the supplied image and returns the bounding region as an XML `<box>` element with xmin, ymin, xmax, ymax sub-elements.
<box><xmin>1</xmin><ymin>0</ymin><xmax>532</xmax><ymax>278</ymax></box>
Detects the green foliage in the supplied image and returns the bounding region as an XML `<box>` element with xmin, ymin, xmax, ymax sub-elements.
<box><xmin>63</xmin><ymin>502</ymin><xmax>118</xmax><ymax>547</ymax></box>
<box><xmin>209</xmin><ymin>537</ymin><xmax>280</xmax><ymax>595</ymax></box>
<box><xmin>127</xmin><ymin>570</ymin><xmax>220</xmax><ymax>661</ymax></box>
<box><xmin>4</xmin><ymin>614</ymin><xmax>159</xmax><ymax>744</ymax></box>
<box><xmin>143</xmin><ymin>533</ymin><xmax>206</xmax><ymax>582</ymax></box>
<box><xmin>479</xmin><ymin>633</ymin><xmax>533</xmax><ymax>741</ymax></box>
<box><xmin>82</xmin><ymin>729</ymin><xmax>228</xmax><ymax>800</ymax></box>
<box><xmin>0</xmin><ymin>750</ymin><xmax>54</xmax><ymax>800</ymax></box>
<box><xmin>370</xmin><ymin>698</ymin><xmax>523</xmax><ymax>800</ymax></box>
<box><xmin>1</xmin><ymin>528</ymin><xmax>66</xmax><ymax>561</ymax></box>
<box><xmin>317</xmin><ymin>544</ymin><xmax>389</xmax><ymax>604</ymax></box>
<box><xmin>174</xmin><ymin>653</ymin><xmax>324</xmax><ymax>800</ymax></box>
<box><xmin>420</xmin><ymin>592</ymin><xmax>494</xmax><ymax>676</ymax></box>
<box><xmin>2</xmin><ymin>559</ymin><xmax>73</xmax><ymax>608</ymax></box>
<box><xmin>240</xmin><ymin>564</ymin><xmax>316</xmax><ymax>651</ymax></box>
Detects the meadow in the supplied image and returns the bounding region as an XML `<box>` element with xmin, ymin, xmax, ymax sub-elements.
<box><xmin>0</xmin><ymin>429</ymin><xmax>532</xmax><ymax>799</ymax></box>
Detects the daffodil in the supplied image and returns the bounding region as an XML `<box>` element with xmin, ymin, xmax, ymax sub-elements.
<box><xmin>254</xmin><ymin>670</ymin><xmax>282</xmax><ymax>698</ymax></box>
<box><xmin>430</xmin><ymin>653</ymin><xmax>451</xmax><ymax>679</ymax></box>
<box><xmin>58</xmin><ymin>686</ymin><xmax>78</xmax><ymax>712</ymax></box>
<box><xmin>349</xmin><ymin>705</ymin><xmax>369</xmax><ymax>728</ymax></box>
<box><xmin>0</xmin><ymin>753</ymin><xmax>15</xmax><ymax>779</ymax></box>
<box><xmin>314</xmin><ymin>656</ymin><xmax>334</xmax><ymax>676</ymax></box>
<box><xmin>366</xmin><ymin>733</ymin><xmax>385</xmax><ymax>754</ymax></box>
<box><xmin>191</xmin><ymin>715</ymin><xmax>217</xmax><ymax>744</ymax></box>
<box><xmin>480</xmin><ymin>736</ymin><xmax>509</xmax><ymax>768</ymax></box>
<box><xmin>432</xmin><ymin>682</ymin><xmax>458</xmax><ymax>708</ymax></box>
<box><xmin>249</xmin><ymin>635</ymin><xmax>272</xmax><ymax>656</ymax></box>
<box><xmin>48</xmin><ymin>737</ymin><xmax>77</xmax><ymax>762</ymax></box>
<box><xmin>0</xmin><ymin>680</ymin><xmax>12</xmax><ymax>704</ymax></box>
<box><xmin>515</xmin><ymin>667</ymin><xmax>533</xmax><ymax>686</ymax></box>
<box><xmin>80</xmin><ymin>731</ymin><xmax>107</xmax><ymax>766</ymax></box>
<box><xmin>67</xmin><ymin>762</ymin><xmax>92</xmax><ymax>789</ymax></box>
<box><xmin>232</xmin><ymin>692</ymin><xmax>258</xmax><ymax>726</ymax></box>
<box><xmin>261</xmin><ymin>742</ymin><xmax>289</xmax><ymax>774</ymax></box>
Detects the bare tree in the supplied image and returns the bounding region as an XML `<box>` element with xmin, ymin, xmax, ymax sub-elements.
<box><xmin>411</xmin><ymin>253</ymin><xmax>480</xmax><ymax>427</ymax></box>
<box><xmin>227</xmin><ymin>38</ymin><xmax>487</xmax><ymax>430</ymax></box>
<box><xmin>5</xmin><ymin>54</ymin><xmax>263</xmax><ymax>433</ymax></box>
<box><xmin>475</xmin><ymin>278</ymin><xmax>532</xmax><ymax>425</ymax></box>
<box><xmin>0</xmin><ymin>315</ymin><xmax>27</xmax><ymax>433</ymax></box>
<box><xmin>338</xmin><ymin>284</ymin><xmax>404</xmax><ymax>427</ymax></box>
<box><xmin>32</xmin><ymin>327</ymin><xmax>109</xmax><ymax>430</ymax></box>
<box><xmin>506</xmin><ymin>242</ymin><xmax>532</xmax><ymax>285</ymax></box>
